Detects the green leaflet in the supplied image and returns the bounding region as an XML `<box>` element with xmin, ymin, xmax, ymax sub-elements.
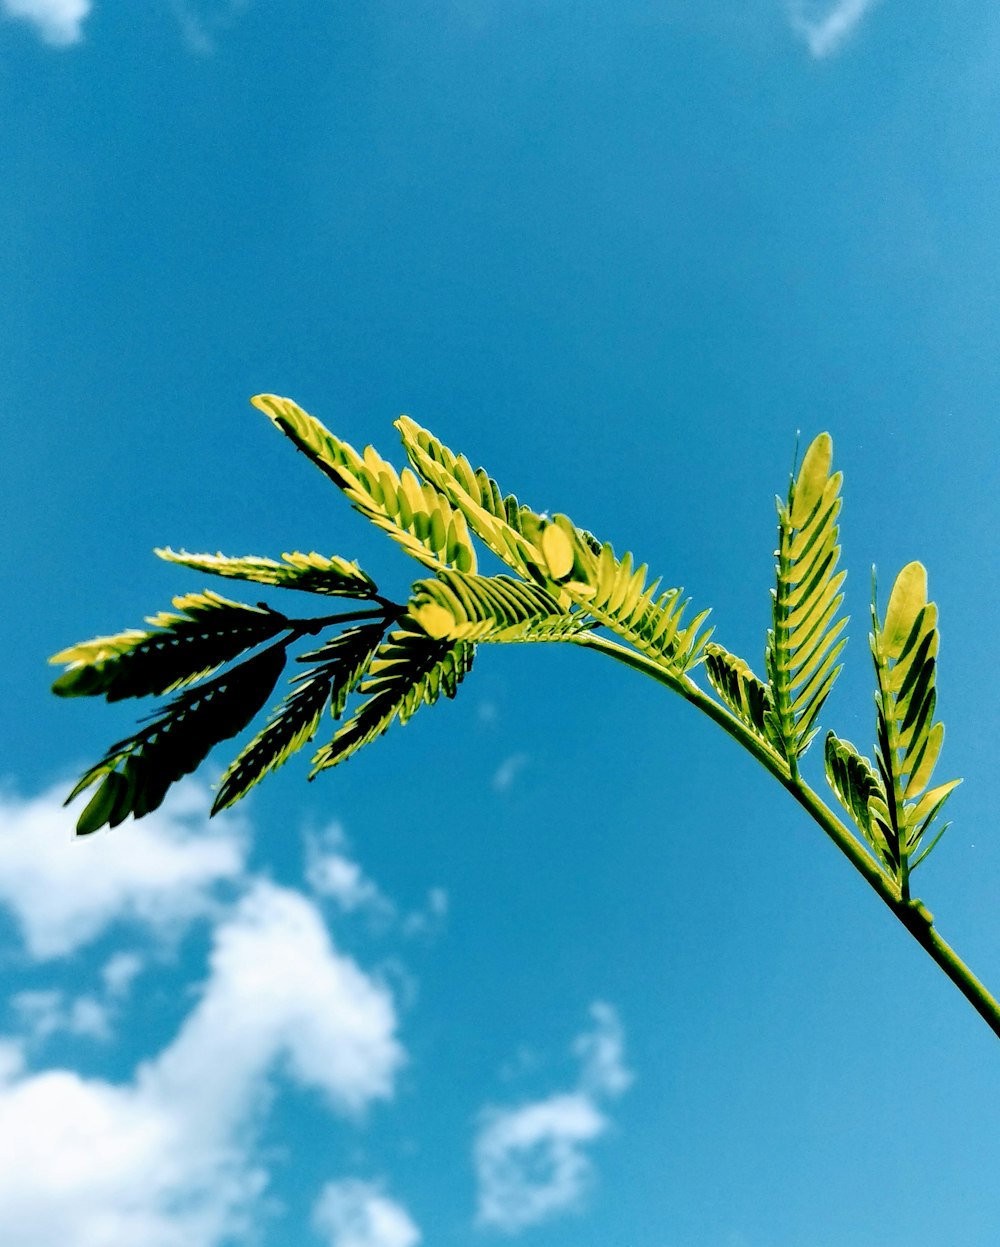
<box><xmin>409</xmin><ymin>570</ymin><xmax>593</xmax><ymax>643</ymax></box>
<box><xmin>156</xmin><ymin>548</ymin><xmax>378</xmax><ymax>598</ymax></box>
<box><xmin>396</xmin><ymin>418</ymin><xmax>709</xmax><ymax>667</ymax></box>
<box><xmin>765</xmin><ymin>433</ymin><xmax>847</xmax><ymax>773</ymax></box>
<box><xmin>69</xmin><ymin>644</ymin><xmax>288</xmax><ymax>835</ymax></box>
<box><xmin>310</xmin><ymin>621</ymin><xmax>474</xmax><ymax>775</ymax></box>
<box><xmin>869</xmin><ymin>562</ymin><xmax>961</xmax><ymax>891</ymax></box>
<box><xmin>50</xmin><ymin>592</ymin><xmax>289</xmax><ymax>703</ymax></box>
<box><xmin>253</xmin><ymin>395</ymin><xmax>477</xmax><ymax>574</ymax></box>
<box><xmin>704</xmin><ymin>643</ymin><xmax>784</xmax><ymax>760</ymax></box>
<box><xmin>824</xmin><ymin>732</ymin><xmax>896</xmax><ymax>873</ymax></box>
<box><xmin>212</xmin><ymin>623</ymin><xmax>387</xmax><ymax>813</ymax></box>
<box><xmin>395</xmin><ymin>415</ymin><xmax>549</xmax><ymax>581</ymax></box>
<box><xmin>535</xmin><ymin>515</ymin><xmax>712</xmax><ymax>674</ymax></box>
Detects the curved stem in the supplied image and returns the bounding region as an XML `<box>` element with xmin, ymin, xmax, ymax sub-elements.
<box><xmin>573</xmin><ymin>633</ymin><xmax>1000</xmax><ymax>1039</ymax></box>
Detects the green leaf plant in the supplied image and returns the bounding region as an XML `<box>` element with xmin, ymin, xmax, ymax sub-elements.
<box><xmin>51</xmin><ymin>394</ymin><xmax>1000</xmax><ymax>1037</ymax></box>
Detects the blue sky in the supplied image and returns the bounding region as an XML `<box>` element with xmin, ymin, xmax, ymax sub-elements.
<box><xmin>2</xmin><ymin>2</ymin><xmax>1000</xmax><ymax>1245</ymax></box>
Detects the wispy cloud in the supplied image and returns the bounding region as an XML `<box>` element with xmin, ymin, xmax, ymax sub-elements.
<box><xmin>170</xmin><ymin>0</ymin><xmax>250</xmax><ymax>55</ymax></box>
<box><xmin>313</xmin><ymin>1178</ymin><xmax>422</xmax><ymax>1247</ymax></box>
<box><xmin>0</xmin><ymin>0</ymin><xmax>90</xmax><ymax>45</ymax></box>
<box><xmin>787</xmin><ymin>0</ymin><xmax>882</xmax><ymax>58</ymax></box>
<box><xmin>306</xmin><ymin>825</ymin><xmax>395</xmax><ymax>919</ymax></box>
<box><xmin>492</xmin><ymin>753</ymin><xmax>528</xmax><ymax>793</ymax></box>
<box><xmin>474</xmin><ymin>1003</ymin><xmax>632</xmax><ymax>1233</ymax></box>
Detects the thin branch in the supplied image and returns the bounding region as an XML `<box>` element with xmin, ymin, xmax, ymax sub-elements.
<box><xmin>573</xmin><ymin>633</ymin><xmax>1000</xmax><ymax>1039</ymax></box>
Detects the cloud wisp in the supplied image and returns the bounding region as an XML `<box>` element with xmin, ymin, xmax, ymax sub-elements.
<box><xmin>313</xmin><ymin>1178</ymin><xmax>422</xmax><ymax>1247</ymax></box>
<box><xmin>786</xmin><ymin>0</ymin><xmax>882</xmax><ymax>58</ymax></box>
<box><xmin>0</xmin><ymin>0</ymin><xmax>91</xmax><ymax>46</ymax></box>
<box><xmin>474</xmin><ymin>1003</ymin><xmax>633</xmax><ymax>1233</ymax></box>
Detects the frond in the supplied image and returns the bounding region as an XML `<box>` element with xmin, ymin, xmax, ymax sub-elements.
<box><xmin>68</xmin><ymin>644</ymin><xmax>288</xmax><ymax>835</ymax></box>
<box><xmin>871</xmin><ymin>562</ymin><xmax>960</xmax><ymax>884</ymax></box>
<box><xmin>156</xmin><ymin>548</ymin><xmax>378</xmax><ymax>598</ymax></box>
<box><xmin>704</xmin><ymin>643</ymin><xmax>783</xmax><ymax>759</ymax></box>
<box><xmin>396</xmin><ymin>420</ymin><xmax>709</xmax><ymax>669</ymax></box>
<box><xmin>535</xmin><ymin>515</ymin><xmax>712</xmax><ymax>674</ymax></box>
<box><xmin>50</xmin><ymin>592</ymin><xmax>289</xmax><ymax>702</ymax></box>
<box><xmin>309</xmin><ymin>621</ymin><xmax>474</xmax><ymax>774</ymax></box>
<box><xmin>824</xmin><ymin>732</ymin><xmax>895</xmax><ymax>873</ymax></box>
<box><xmin>211</xmin><ymin>623</ymin><xmax>387</xmax><ymax>813</ymax></box>
<box><xmin>253</xmin><ymin>395</ymin><xmax>477</xmax><ymax>574</ymax></box>
<box><xmin>409</xmin><ymin>570</ymin><xmax>592</xmax><ymax>643</ymax></box>
<box><xmin>395</xmin><ymin>416</ymin><xmax>548</xmax><ymax>580</ymax></box>
<box><xmin>765</xmin><ymin>433</ymin><xmax>847</xmax><ymax>772</ymax></box>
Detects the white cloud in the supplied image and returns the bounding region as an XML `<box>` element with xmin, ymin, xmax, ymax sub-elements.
<box><xmin>401</xmin><ymin>887</ymin><xmax>449</xmax><ymax>939</ymax></box>
<box><xmin>474</xmin><ymin>1004</ymin><xmax>631</xmax><ymax>1233</ymax></box>
<box><xmin>492</xmin><ymin>753</ymin><xmax>528</xmax><ymax>793</ymax></box>
<box><xmin>11</xmin><ymin>990</ymin><xmax>111</xmax><ymax>1043</ymax></box>
<box><xmin>0</xmin><ymin>881</ymin><xmax>404</xmax><ymax>1247</ymax></box>
<box><xmin>313</xmin><ymin>1179</ymin><xmax>421</xmax><ymax>1247</ymax></box>
<box><xmin>102</xmin><ymin>951</ymin><xmax>145</xmax><ymax>998</ymax></box>
<box><xmin>306</xmin><ymin>825</ymin><xmax>394</xmax><ymax>918</ymax></box>
<box><xmin>0</xmin><ymin>780</ymin><xmax>246</xmax><ymax>959</ymax></box>
<box><xmin>475</xmin><ymin>1093</ymin><xmax>607</xmax><ymax>1232</ymax></box>
<box><xmin>170</xmin><ymin>0</ymin><xmax>250</xmax><ymax>55</ymax></box>
<box><xmin>572</xmin><ymin>1001</ymin><xmax>634</xmax><ymax>1098</ymax></box>
<box><xmin>0</xmin><ymin>0</ymin><xmax>90</xmax><ymax>46</ymax></box>
<box><xmin>786</xmin><ymin>0</ymin><xmax>881</xmax><ymax>58</ymax></box>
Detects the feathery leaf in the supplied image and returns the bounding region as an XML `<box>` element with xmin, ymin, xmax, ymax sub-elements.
<box><xmin>409</xmin><ymin>570</ymin><xmax>592</xmax><ymax>643</ymax></box>
<box><xmin>870</xmin><ymin>562</ymin><xmax>960</xmax><ymax>890</ymax></box>
<box><xmin>68</xmin><ymin>643</ymin><xmax>288</xmax><ymax>834</ymax></box>
<box><xmin>824</xmin><ymin>732</ymin><xmax>895</xmax><ymax>873</ymax></box>
<box><xmin>253</xmin><ymin>395</ymin><xmax>477</xmax><ymax>573</ymax></box>
<box><xmin>156</xmin><ymin>548</ymin><xmax>378</xmax><ymax>598</ymax></box>
<box><xmin>704</xmin><ymin>643</ymin><xmax>784</xmax><ymax>759</ymax></box>
<box><xmin>50</xmin><ymin>592</ymin><xmax>289</xmax><ymax>703</ymax></box>
<box><xmin>310</xmin><ymin>621</ymin><xmax>474</xmax><ymax>774</ymax></box>
<box><xmin>765</xmin><ymin>433</ymin><xmax>847</xmax><ymax>772</ymax></box>
<box><xmin>533</xmin><ymin>515</ymin><xmax>712</xmax><ymax>673</ymax></box>
<box><xmin>395</xmin><ymin>416</ymin><xmax>549</xmax><ymax>580</ymax></box>
<box><xmin>212</xmin><ymin>623</ymin><xmax>387</xmax><ymax>813</ymax></box>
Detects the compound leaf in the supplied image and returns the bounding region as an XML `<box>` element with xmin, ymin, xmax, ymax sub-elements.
<box><xmin>253</xmin><ymin>395</ymin><xmax>477</xmax><ymax>574</ymax></box>
<box><xmin>212</xmin><ymin>623</ymin><xmax>387</xmax><ymax>813</ymax></box>
<box><xmin>50</xmin><ymin>592</ymin><xmax>289</xmax><ymax>703</ymax></box>
<box><xmin>67</xmin><ymin>643</ymin><xmax>288</xmax><ymax>834</ymax></box>
<box><xmin>409</xmin><ymin>570</ymin><xmax>592</xmax><ymax>643</ymax></box>
<box><xmin>824</xmin><ymin>732</ymin><xmax>895</xmax><ymax>873</ymax></box>
<box><xmin>870</xmin><ymin>562</ymin><xmax>961</xmax><ymax>886</ymax></box>
<box><xmin>310</xmin><ymin>621</ymin><xmax>474</xmax><ymax>774</ymax></box>
<box><xmin>396</xmin><ymin>416</ymin><xmax>548</xmax><ymax>580</ymax></box>
<box><xmin>704</xmin><ymin>643</ymin><xmax>783</xmax><ymax>757</ymax></box>
<box><xmin>766</xmin><ymin>433</ymin><xmax>847</xmax><ymax>771</ymax></box>
<box><xmin>156</xmin><ymin>548</ymin><xmax>378</xmax><ymax>598</ymax></box>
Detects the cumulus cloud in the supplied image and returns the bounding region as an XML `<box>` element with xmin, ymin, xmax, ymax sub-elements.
<box><xmin>786</xmin><ymin>0</ymin><xmax>882</xmax><ymax>58</ymax></box>
<box><xmin>313</xmin><ymin>1178</ymin><xmax>422</xmax><ymax>1247</ymax></box>
<box><xmin>474</xmin><ymin>1003</ymin><xmax>631</xmax><ymax>1233</ymax></box>
<box><xmin>0</xmin><ymin>881</ymin><xmax>404</xmax><ymax>1246</ymax></box>
<box><xmin>0</xmin><ymin>780</ymin><xmax>246</xmax><ymax>959</ymax></box>
<box><xmin>0</xmin><ymin>0</ymin><xmax>91</xmax><ymax>46</ymax></box>
<box><xmin>475</xmin><ymin>1092</ymin><xmax>607</xmax><ymax>1232</ymax></box>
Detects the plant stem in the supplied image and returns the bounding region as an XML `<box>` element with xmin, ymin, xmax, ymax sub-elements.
<box><xmin>575</xmin><ymin>633</ymin><xmax>1000</xmax><ymax>1040</ymax></box>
